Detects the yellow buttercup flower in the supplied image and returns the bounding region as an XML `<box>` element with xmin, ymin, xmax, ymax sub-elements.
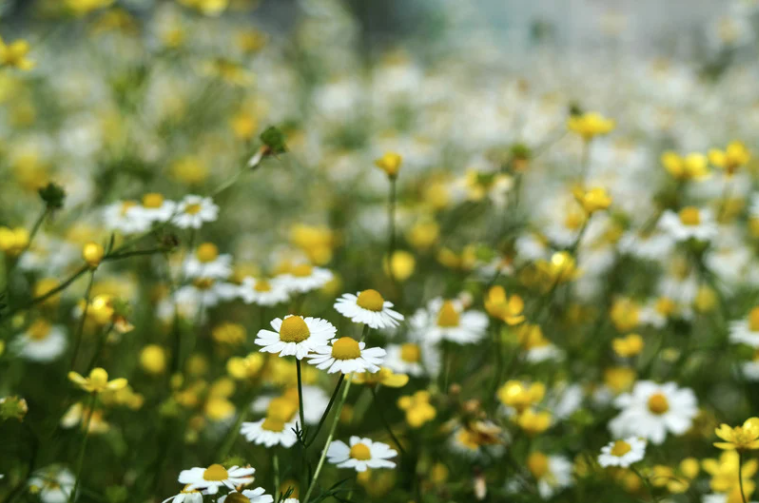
<box><xmin>398</xmin><ymin>391</ymin><xmax>436</xmax><ymax>428</ymax></box>
<box><xmin>660</xmin><ymin>151</ymin><xmax>710</xmax><ymax>181</ymax></box>
<box><xmin>516</xmin><ymin>407</ymin><xmax>552</xmax><ymax>435</ymax></box>
<box><xmin>703</xmin><ymin>451</ymin><xmax>757</xmax><ymax>500</ymax></box>
<box><xmin>227</xmin><ymin>353</ymin><xmax>265</xmax><ymax>380</ymax></box>
<box><xmin>139</xmin><ymin>345</ymin><xmax>167</xmax><ymax>375</ymax></box>
<box><xmin>497</xmin><ymin>380</ymin><xmax>545</xmax><ymax>413</ymax></box>
<box><xmin>384</xmin><ymin>250</ymin><xmax>416</xmax><ymax>281</ymax></box>
<box><xmin>0</xmin><ymin>227</ymin><xmax>30</xmax><ymax>256</ymax></box>
<box><xmin>374</xmin><ymin>152</ymin><xmax>402</xmax><ymax>178</ymax></box>
<box><xmin>82</xmin><ymin>242</ymin><xmax>105</xmax><ymax>268</ymax></box>
<box><xmin>484</xmin><ymin>286</ymin><xmax>525</xmax><ymax>325</ymax></box>
<box><xmin>536</xmin><ymin>251</ymin><xmax>580</xmax><ymax>284</ymax></box>
<box><xmin>177</xmin><ymin>0</ymin><xmax>229</xmax><ymax>16</ymax></box>
<box><xmin>65</xmin><ymin>0</ymin><xmax>115</xmax><ymax>16</ymax></box>
<box><xmin>0</xmin><ymin>37</ymin><xmax>34</xmax><ymax>71</ymax></box>
<box><xmin>610</xmin><ymin>297</ymin><xmax>640</xmax><ymax>332</ymax></box>
<box><xmin>612</xmin><ymin>333</ymin><xmax>644</xmax><ymax>358</ymax></box>
<box><xmin>574</xmin><ymin>187</ymin><xmax>612</xmax><ymax>214</ymax></box>
<box><xmin>68</xmin><ymin>368</ymin><xmax>127</xmax><ymax>394</ymax></box>
<box><xmin>714</xmin><ymin>417</ymin><xmax>759</xmax><ymax>451</ymax></box>
<box><xmin>709</xmin><ymin>141</ymin><xmax>750</xmax><ymax>176</ymax></box>
<box><xmin>353</xmin><ymin>367</ymin><xmax>409</xmax><ymax>388</ymax></box>
<box><xmin>567</xmin><ymin>112</ymin><xmax>615</xmax><ymax>140</ymax></box>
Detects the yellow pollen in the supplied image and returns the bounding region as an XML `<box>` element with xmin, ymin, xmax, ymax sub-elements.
<box><xmin>749</xmin><ymin>307</ymin><xmax>759</xmax><ymax>332</ymax></box>
<box><xmin>349</xmin><ymin>443</ymin><xmax>372</xmax><ymax>460</ymax></box>
<box><xmin>331</xmin><ymin>337</ymin><xmax>361</xmax><ymax>360</ymax></box>
<box><xmin>196</xmin><ymin>243</ymin><xmax>219</xmax><ymax>263</ymax></box>
<box><xmin>202</xmin><ymin>464</ymin><xmax>229</xmax><ymax>482</ymax></box>
<box><xmin>261</xmin><ymin>416</ymin><xmax>286</xmax><ymax>432</ymax></box>
<box><xmin>356</xmin><ymin>289</ymin><xmax>385</xmax><ymax>312</ymax></box>
<box><xmin>254</xmin><ymin>280</ymin><xmax>272</xmax><ymax>292</ymax></box>
<box><xmin>527</xmin><ymin>452</ymin><xmax>549</xmax><ymax>479</ymax></box>
<box><xmin>400</xmin><ymin>343</ymin><xmax>421</xmax><ymax>363</ymax></box>
<box><xmin>437</xmin><ymin>301</ymin><xmax>460</xmax><ymax>328</ymax></box>
<box><xmin>120</xmin><ymin>200</ymin><xmax>137</xmax><ymax>216</ymax></box>
<box><xmin>292</xmin><ymin>264</ymin><xmax>313</xmax><ymax>277</ymax></box>
<box><xmin>610</xmin><ymin>440</ymin><xmax>632</xmax><ymax>457</ymax></box>
<box><xmin>142</xmin><ymin>193</ymin><xmax>164</xmax><ymax>208</ymax></box>
<box><xmin>647</xmin><ymin>392</ymin><xmax>669</xmax><ymax>415</ymax></box>
<box><xmin>678</xmin><ymin>207</ymin><xmax>701</xmax><ymax>226</ymax></box>
<box><xmin>27</xmin><ymin>320</ymin><xmax>52</xmax><ymax>341</ymax></box>
<box><xmin>185</xmin><ymin>203</ymin><xmax>203</xmax><ymax>215</ymax></box>
<box><xmin>279</xmin><ymin>316</ymin><xmax>310</xmax><ymax>343</ymax></box>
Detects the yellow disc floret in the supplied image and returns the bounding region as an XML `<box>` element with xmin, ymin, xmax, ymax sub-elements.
<box><xmin>331</xmin><ymin>337</ymin><xmax>361</xmax><ymax>360</ymax></box>
<box><xmin>349</xmin><ymin>443</ymin><xmax>372</xmax><ymax>460</ymax></box>
<box><xmin>202</xmin><ymin>464</ymin><xmax>229</xmax><ymax>481</ymax></box>
<box><xmin>279</xmin><ymin>316</ymin><xmax>310</xmax><ymax>343</ymax></box>
<box><xmin>356</xmin><ymin>289</ymin><xmax>385</xmax><ymax>312</ymax></box>
<box><xmin>437</xmin><ymin>300</ymin><xmax>460</xmax><ymax>328</ymax></box>
<box><xmin>648</xmin><ymin>393</ymin><xmax>670</xmax><ymax>415</ymax></box>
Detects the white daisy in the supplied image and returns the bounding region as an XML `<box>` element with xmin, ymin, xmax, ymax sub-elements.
<box><xmin>409</xmin><ymin>298</ymin><xmax>488</xmax><ymax>344</ymax></box>
<box><xmin>174</xmin><ymin>279</ymin><xmax>235</xmax><ymax>309</ymax></box>
<box><xmin>729</xmin><ymin>307</ymin><xmax>759</xmax><ymax>348</ymax></box>
<box><xmin>334</xmin><ymin>289</ymin><xmax>404</xmax><ymax>329</ymax></box>
<box><xmin>12</xmin><ymin>320</ymin><xmax>67</xmax><ymax>362</ymax></box>
<box><xmin>178</xmin><ymin>464</ymin><xmax>255</xmax><ymax>494</ymax></box>
<box><xmin>238</xmin><ymin>277</ymin><xmax>290</xmax><ymax>306</ymax></box>
<box><xmin>742</xmin><ymin>350</ymin><xmax>759</xmax><ymax>381</ymax></box>
<box><xmin>162</xmin><ymin>487</ymin><xmax>203</xmax><ymax>503</ymax></box>
<box><xmin>307</xmin><ymin>337</ymin><xmax>386</xmax><ymax>374</ymax></box>
<box><xmin>255</xmin><ymin>315</ymin><xmax>336</xmax><ymax>360</ymax></box>
<box><xmin>598</xmin><ymin>437</ymin><xmax>646</xmax><ymax>468</ymax></box>
<box><xmin>252</xmin><ymin>386</ymin><xmax>330</xmax><ymax>425</ymax></box>
<box><xmin>103</xmin><ymin>200</ymin><xmax>151</xmax><ymax>234</ymax></box>
<box><xmin>172</xmin><ymin>195</ymin><xmax>219</xmax><ymax>230</ymax></box>
<box><xmin>530</xmin><ymin>454</ymin><xmax>573</xmax><ymax>499</ymax></box>
<box><xmin>384</xmin><ymin>342</ymin><xmax>440</xmax><ymax>377</ymax></box>
<box><xmin>240</xmin><ymin>417</ymin><xmax>298</xmax><ymax>448</ymax></box>
<box><xmin>609</xmin><ymin>380</ymin><xmax>698</xmax><ymax>445</ymax></box>
<box><xmin>280</xmin><ymin>264</ymin><xmax>333</xmax><ymax>293</ymax></box>
<box><xmin>183</xmin><ymin>243</ymin><xmax>233</xmax><ymax>280</ymax></box>
<box><xmin>326</xmin><ymin>437</ymin><xmax>397</xmax><ymax>472</ymax></box>
<box><xmin>218</xmin><ymin>488</ymin><xmax>273</xmax><ymax>503</ymax></box>
<box><xmin>28</xmin><ymin>466</ymin><xmax>75</xmax><ymax>503</ymax></box>
<box><xmin>658</xmin><ymin>207</ymin><xmax>718</xmax><ymax>242</ymax></box>
<box><xmin>617</xmin><ymin>230</ymin><xmax>674</xmax><ymax>261</ymax></box>
<box><xmin>130</xmin><ymin>193</ymin><xmax>177</xmax><ymax>226</ymax></box>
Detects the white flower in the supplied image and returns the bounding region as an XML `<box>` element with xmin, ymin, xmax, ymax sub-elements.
<box><xmin>174</xmin><ymin>280</ymin><xmax>235</xmax><ymax>309</ymax></box>
<box><xmin>238</xmin><ymin>277</ymin><xmax>290</xmax><ymax>306</ymax></box>
<box><xmin>729</xmin><ymin>308</ymin><xmax>759</xmax><ymax>348</ymax></box>
<box><xmin>658</xmin><ymin>208</ymin><xmax>717</xmax><ymax>242</ymax></box>
<box><xmin>742</xmin><ymin>353</ymin><xmax>759</xmax><ymax>381</ymax></box>
<box><xmin>598</xmin><ymin>437</ymin><xmax>646</xmax><ymax>468</ymax></box>
<box><xmin>534</xmin><ymin>455</ymin><xmax>573</xmax><ymax>499</ymax></box>
<box><xmin>307</xmin><ymin>338</ymin><xmax>386</xmax><ymax>374</ymax></box>
<box><xmin>280</xmin><ymin>264</ymin><xmax>333</xmax><ymax>293</ymax></box>
<box><xmin>326</xmin><ymin>437</ymin><xmax>397</xmax><ymax>472</ymax></box>
<box><xmin>178</xmin><ymin>465</ymin><xmax>255</xmax><ymax>494</ymax></box>
<box><xmin>218</xmin><ymin>488</ymin><xmax>273</xmax><ymax>503</ymax></box>
<box><xmin>162</xmin><ymin>487</ymin><xmax>203</xmax><ymax>503</ymax></box>
<box><xmin>172</xmin><ymin>195</ymin><xmax>219</xmax><ymax>229</ymax></box>
<box><xmin>609</xmin><ymin>381</ymin><xmax>698</xmax><ymax>445</ymax></box>
<box><xmin>255</xmin><ymin>315</ymin><xmax>336</xmax><ymax>360</ymax></box>
<box><xmin>384</xmin><ymin>342</ymin><xmax>440</xmax><ymax>377</ymax></box>
<box><xmin>409</xmin><ymin>298</ymin><xmax>488</xmax><ymax>344</ymax></box>
<box><xmin>28</xmin><ymin>467</ymin><xmax>75</xmax><ymax>503</ymax></box>
<box><xmin>103</xmin><ymin>200</ymin><xmax>151</xmax><ymax>234</ymax></box>
<box><xmin>617</xmin><ymin>231</ymin><xmax>674</xmax><ymax>261</ymax></box>
<box><xmin>334</xmin><ymin>289</ymin><xmax>404</xmax><ymax>329</ymax></box>
<box><xmin>12</xmin><ymin>321</ymin><xmax>67</xmax><ymax>362</ymax></box>
<box><xmin>252</xmin><ymin>386</ymin><xmax>330</xmax><ymax>425</ymax></box>
<box><xmin>129</xmin><ymin>193</ymin><xmax>176</xmax><ymax>226</ymax></box>
<box><xmin>240</xmin><ymin>417</ymin><xmax>298</xmax><ymax>448</ymax></box>
<box><xmin>183</xmin><ymin>244</ymin><xmax>232</xmax><ymax>280</ymax></box>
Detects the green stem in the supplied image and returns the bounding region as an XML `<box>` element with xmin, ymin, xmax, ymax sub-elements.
<box><xmin>739</xmin><ymin>450</ymin><xmax>748</xmax><ymax>503</ymax></box>
<box><xmin>69</xmin><ymin>393</ymin><xmax>97</xmax><ymax>503</ymax></box>
<box><xmin>306</xmin><ymin>375</ymin><xmax>344</xmax><ymax>447</ymax></box>
<box><xmin>216</xmin><ymin>400</ymin><xmax>249</xmax><ymax>461</ymax></box>
<box><xmin>369</xmin><ymin>386</ymin><xmax>405</xmax><ymax>454</ymax></box>
<box><xmin>273</xmin><ymin>452</ymin><xmax>280</xmax><ymax>503</ymax></box>
<box><xmin>296</xmin><ymin>359</ymin><xmax>306</xmax><ymax>433</ymax></box>
<box><xmin>631</xmin><ymin>466</ymin><xmax>659</xmax><ymax>503</ymax></box>
<box><xmin>386</xmin><ymin>177</ymin><xmax>397</xmax><ymax>283</ymax></box>
<box><xmin>302</xmin><ymin>377</ymin><xmax>353</xmax><ymax>503</ymax></box>
<box><xmin>16</xmin><ymin>265</ymin><xmax>89</xmax><ymax>312</ymax></box>
<box><xmin>26</xmin><ymin>208</ymin><xmax>50</xmax><ymax>252</ymax></box>
<box><xmin>70</xmin><ymin>270</ymin><xmax>96</xmax><ymax>371</ymax></box>
<box><xmin>85</xmin><ymin>323</ymin><xmax>114</xmax><ymax>373</ymax></box>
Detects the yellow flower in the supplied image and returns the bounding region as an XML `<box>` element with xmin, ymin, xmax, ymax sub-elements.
<box><xmin>290</xmin><ymin>224</ymin><xmax>335</xmax><ymax>265</ymax></box>
<box><xmin>68</xmin><ymin>368</ymin><xmax>127</xmax><ymax>394</ymax></box>
<box><xmin>715</xmin><ymin>418</ymin><xmax>759</xmax><ymax>451</ymax></box>
<box><xmin>82</xmin><ymin>242</ymin><xmax>105</xmax><ymax>268</ymax></box>
<box><xmin>0</xmin><ymin>37</ymin><xmax>34</xmax><ymax>71</ymax></box>
<box><xmin>139</xmin><ymin>345</ymin><xmax>167</xmax><ymax>375</ymax></box>
<box><xmin>353</xmin><ymin>367</ymin><xmax>409</xmax><ymax>388</ymax></box>
<box><xmin>484</xmin><ymin>286</ymin><xmax>525</xmax><ymax>325</ymax></box>
<box><xmin>374</xmin><ymin>152</ymin><xmax>402</xmax><ymax>178</ymax></box>
<box><xmin>397</xmin><ymin>391</ymin><xmax>436</xmax><ymax>428</ymax></box>
<box><xmin>603</xmin><ymin>367</ymin><xmax>636</xmax><ymax>394</ymax></box>
<box><xmin>407</xmin><ymin>220</ymin><xmax>439</xmax><ymax>250</ymax></box>
<box><xmin>227</xmin><ymin>353</ymin><xmax>265</xmax><ymax>380</ymax></box>
<box><xmin>610</xmin><ymin>298</ymin><xmax>640</xmax><ymax>332</ymax></box>
<box><xmin>574</xmin><ymin>187</ymin><xmax>612</xmax><ymax>214</ymax></box>
<box><xmin>650</xmin><ymin>459</ymin><xmax>699</xmax><ymax>493</ymax></box>
<box><xmin>177</xmin><ymin>0</ymin><xmax>229</xmax><ymax>16</ymax></box>
<box><xmin>703</xmin><ymin>451</ymin><xmax>757</xmax><ymax>499</ymax></box>
<box><xmin>612</xmin><ymin>333</ymin><xmax>644</xmax><ymax>358</ymax></box>
<box><xmin>567</xmin><ymin>112</ymin><xmax>615</xmax><ymax>140</ymax></box>
<box><xmin>497</xmin><ymin>381</ymin><xmax>545</xmax><ymax>413</ymax></box>
<box><xmin>65</xmin><ymin>0</ymin><xmax>115</xmax><ymax>16</ymax></box>
<box><xmin>709</xmin><ymin>141</ymin><xmax>750</xmax><ymax>176</ymax></box>
<box><xmin>212</xmin><ymin>322</ymin><xmax>247</xmax><ymax>346</ymax></box>
<box><xmin>516</xmin><ymin>407</ymin><xmax>552</xmax><ymax>435</ymax></box>
<box><xmin>0</xmin><ymin>227</ymin><xmax>30</xmax><ymax>256</ymax></box>
<box><xmin>536</xmin><ymin>251</ymin><xmax>580</xmax><ymax>284</ymax></box>
<box><xmin>384</xmin><ymin>250</ymin><xmax>415</xmax><ymax>281</ymax></box>
<box><xmin>660</xmin><ymin>152</ymin><xmax>710</xmax><ymax>181</ymax></box>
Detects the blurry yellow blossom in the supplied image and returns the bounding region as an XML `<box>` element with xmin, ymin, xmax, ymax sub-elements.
<box><xmin>398</xmin><ymin>391</ymin><xmax>436</xmax><ymax>428</ymax></box>
<box><xmin>140</xmin><ymin>345</ymin><xmax>167</xmax><ymax>375</ymax></box>
<box><xmin>484</xmin><ymin>286</ymin><xmax>525</xmax><ymax>325</ymax></box>
<box><xmin>227</xmin><ymin>353</ymin><xmax>265</xmax><ymax>380</ymax></box>
<box><xmin>407</xmin><ymin>220</ymin><xmax>440</xmax><ymax>250</ymax></box>
<box><xmin>574</xmin><ymin>187</ymin><xmax>612</xmax><ymax>214</ymax></box>
<box><xmin>0</xmin><ymin>37</ymin><xmax>34</xmax><ymax>70</ymax></box>
<box><xmin>290</xmin><ymin>224</ymin><xmax>335</xmax><ymax>265</ymax></box>
<box><xmin>68</xmin><ymin>368</ymin><xmax>127</xmax><ymax>394</ymax></box>
<box><xmin>651</xmin><ymin>458</ymin><xmax>699</xmax><ymax>493</ymax></box>
<box><xmin>612</xmin><ymin>333</ymin><xmax>644</xmax><ymax>358</ymax></box>
<box><xmin>536</xmin><ymin>251</ymin><xmax>580</xmax><ymax>284</ymax></box>
<box><xmin>0</xmin><ymin>227</ymin><xmax>29</xmax><ymax>256</ymax></box>
<box><xmin>205</xmin><ymin>396</ymin><xmax>235</xmax><ymax>422</ymax></box>
<box><xmin>60</xmin><ymin>403</ymin><xmax>110</xmax><ymax>433</ymax></box>
<box><xmin>236</xmin><ymin>29</ymin><xmax>267</xmax><ymax>54</ymax></box>
<box><xmin>516</xmin><ymin>324</ymin><xmax>553</xmax><ymax>352</ymax></box>
<box><xmin>384</xmin><ymin>250</ymin><xmax>415</xmax><ymax>281</ymax></box>
<box><xmin>437</xmin><ymin>245</ymin><xmax>477</xmax><ymax>271</ymax></box>
<box><xmin>374</xmin><ymin>152</ymin><xmax>402</xmax><ymax>178</ymax></box>
<box><xmin>709</xmin><ymin>141</ymin><xmax>750</xmax><ymax>176</ymax></box>
<box><xmin>230</xmin><ymin>111</ymin><xmax>258</xmax><ymax>141</ymax></box>
<box><xmin>82</xmin><ymin>242</ymin><xmax>105</xmax><ymax>268</ymax></box>
<box><xmin>204</xmin><ymin>58</ymin><xmax>253</xmax><ymax>86</ymax></box>
<box><xmin>703</xmin><ymin>451</ymin><xmax>757</xmax><ymax>500</ymax></box>
<box><xmin>603</xmin><ymin>367</ymin><xmax>636</xmax><ymax>394</ymax></box>
<box><xmin>356</xmin><ymin>468</ymin><xmax>396</xmax><ymax>497</ymax></box>
<box><xmin>714</xmin><ymin>418</ymin><xmax>759</xmax><ymax>451</ymax></box>
<box><xmin>661</xmin><ymin>151</ymin><xmax>710</xmax><ymax>181</ymax></box>
<box><xmin>610</xmin><ymin>298</ymin><xmax>640</xmax><ymax>332</ymax></box>
<box><xmin>497</xmin><ymin>381</ymin><xmax>545</xmax><ymax>413</ymax></box>
<box><xmin>171</xmin><ymin>156</ymin><xmax>209</xmax><ymax>185</ymax></box>
<box><xmin>567</xmin><ymin>112</ymin><xmax>615</xmax><ymax>140</ymax></box>
<box><xmin>353</xmin><ymin>367</ymin><xmax>409</xmax><ymax>388</ymax></box>
<box><xmin>177</xmin><ymin>0</ymin><xmax>228</xmax><ymax>16</ymax></box>
<box><xmin>212</xmin><ymin>322</ymin><xmax>247</xmax><ymax>346</ymax></box>
<box><xmin>516</xmin><ymin>408</ymin><xmax>552</xmax><ymax>435</ymax></box>
<box><xmin>66</xmin><ymin>0</ymin><xmax>114</xmax><ymax>16</ymax></box>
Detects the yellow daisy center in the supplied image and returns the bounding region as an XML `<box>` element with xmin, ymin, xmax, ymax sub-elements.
<box><xmin>193</xmin><ymin>277</ymin><xmax>215</xmax><ymax>290</ymax></box>
<box><xmin>292</xmin><ymin>264</ymin><xmax>313</xmax><ymax>277</ymax></box>
<box><xmin>254</xmin><ymin>280</ymin><xmax>272</xmax><ymax>292</ymax></box>
<box><xmin>749</xmin><ymin>307</ymin><xmax>759</xmax><ymax>332</ymax></box>
<box><xmin>349</xmin><ymin>443</ymin><xmax>372</xmax><ymax>460</ymax></box>
<box><xmin>331</xmin><ymin>337</ymin><xmax>361</xmax><ymax>360</ymax></box>
<box><xmin>400</xmin><ymin>343</ymin><xmax>421</xmax><ymax>363</ymax></box>
<box><xmin>437</xmin><ymin>301</ymin><xmax>460</xmax><ymax>328</ymax></box>
<box><xmin>196</xmin><ymin>243</ymin><xmax>219</xmax><ymax>263</ymax></box>
<box><xmin>610</xmin><ymin>440</ymin><xmax>632</xmax><ymax>457</ymax></box>
<box><xmin>226</xmin><ymin>493</ymin><xmax>252</xmax><ymax>503</ymax></box>
<box><xmin>647</xmin><ymin>392</ymin><xmax>669</xmax><ymax>415</ymax></box>
<box><xmin>142</xmin><ymin>193</ymin><xmax>164</xmax><ymax>208</ymax></box>
<box><xmin>185</xmin><ymin>203</ymin><xmax>203</xmax><ymax>215</ymax></box>
<box><xmin>27</xmin><ymin>320</ymin><xmax>52</xmax><ymax>341</ymax></box>
<box><xmin>279</xmin><ymin>316</ymin><xmax>310</xmax><ymax>343</ymax></box>
<box><xmin>261</xmin><ymin>416</ymin><xmax>286</xmax><ymax>432</ymax></box>
<box><xmin>202</xmin><ymin>464</ymin><xmax>229</xmax><ymax>481</ymax></box>
<box><xmin>267</xmin><ymin>397</ymin><xmax>298</xmax><ymax>423</ymax></box>
<box><xmin>527</xmin><ymin>452</ymin><xmax>549</xmax><ymax>479</ymax></box>
<box><xmin>356</xmin><ymin>289</ymin><xmax>385</xmax><ymax>312</ymax></box>
<box><xmin>678</xmin><ymin>207</ymin><xmax>700</xmax><ymax>226</ymax></box>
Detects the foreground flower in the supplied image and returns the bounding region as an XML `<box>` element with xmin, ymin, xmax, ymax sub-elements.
<box><xmin>609</xmin><ymin>380</ymin><xmax>698</xmax><ymax>444</ymax></box>
<box><xmin>307</xmin><ymin>337</ymin><xmax>386</xmax><ymax>374</ymax></box>
<box><xmin>218</xmin><ymin>488</ymin><xmax>273</xmax><ymax>503</ymax></box>
<box><xmin>172</xmin><ymin>195</ymin><xmax>219</xmax><ymax>229</ymax></box>
<box><xmin>714</xmin><ymin>417</ymin><xmax>759</xmax><ymax>450</ymax></box>
<box><xmin>334</xmin><ymin>289</ymin><xmax>404</xmax><ymax>329</ymax></box>
<box><xmin>68</xmin><ymin>368</ymin><xmax>127</xmax><ymax>394</ymax></box>
<box><xmin>598</xmin><ymin>437</ymin><xmax>647</xmax><ymax>467</ymax></box>
<box><xmin>327</xmin><ymin>437</ymin><xmax>397</xmax><ymax>472</ymax></box>
<box><xmin>255</xmin><ymin>315</ymin><xmax>336</xmax><ymax>360</ymax></box>
<box><xmin>178</xmin><ymin>464</ymin><xmax>255</xmax><ymax>494</ymax></box>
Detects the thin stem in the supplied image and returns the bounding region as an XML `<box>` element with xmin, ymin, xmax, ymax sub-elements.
<box><xmin>26</xmin><ymin>208</ymin><xmax>50</xmax><ymax>251</ymax></box>
<box><xmin>216</xmin><ymin>401</ymin><xmax>249</xmax><ymax>461</ymax></box>
<box><xmin>386</xmin><ymin>177</ymin><xmax>397</xmax><ymax>284</ymax></box>
<box><xmin>306</xmin><ymin>374</ymin><xmax>345</xmax><ymax>447</ymax></box>
<box><xmin>739</xmin><ymin>450</ymin><xmax>748</xmax><ymax>503</ymax></box>
<box><xmin>302</xmin><ymin>376</ymin><xmax>353</xmax><ymax>503</ymax></box>
<box><xmin>17</xmin><ymin>265</ymin><xmax>89</xmax><ymax>312</ymax></box>
<box><xmin>70</xmin><ymin>270</ymin><xmax>96</xmax><ymax>371</ymax></box>
<box><xmin>369</xmin><ymin>386</ymin><xmax>405</xmax><ymax>454</ymax></box>
<box><xmin>296</xmin><ymin>359</ymin><xmax>306</xmax><ymax>433</ymax></box>
<box><xmin>104</xmin><ymin>248</ymin><xmax>169</xmax><ymax>261</ymax></box>
<box><xmin>85</xmin><ymin>323</ymin><xmax>114</xmax><ymax>373</ymax></box>
<box><xmin>273</xmin><ymin>452</ymin><xmax>280</xmax><ymax>503</ymax></box>
<box><xmin>69</xmin><ymin>393</ymin><xmax>97</xmax><ymax>503</ymax></box>
<box><xmin>630</xmin><ymin>466</ymin><xmax>659</xmax><ymax>503</ymax></box>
